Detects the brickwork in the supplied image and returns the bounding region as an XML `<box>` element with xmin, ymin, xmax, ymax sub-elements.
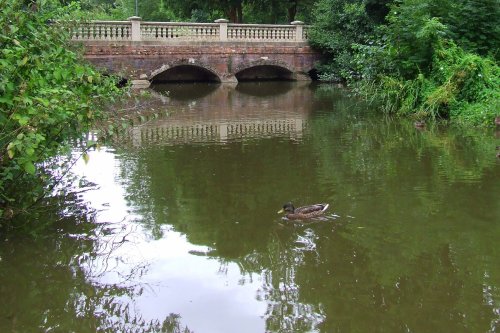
<box><xmin>81</xmin><ymin>41</ymin><xmax>321</xmax><ymax>84</ymax></box>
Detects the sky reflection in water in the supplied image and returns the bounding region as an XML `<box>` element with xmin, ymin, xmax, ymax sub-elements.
<box><xmin>75</xmin><ymin>148</ymin><xmax>267</xmax><ymax>333</ymax></box>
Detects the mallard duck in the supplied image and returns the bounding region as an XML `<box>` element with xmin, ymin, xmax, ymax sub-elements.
<box><xmin>277</xmin><ymin>202</ymin><xmax>329</xmax><ymax>220</ymax></box>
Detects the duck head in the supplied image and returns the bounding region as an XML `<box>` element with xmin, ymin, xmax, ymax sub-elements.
<box><xmin>277</xmin><ymin>202</ymin><xmax>295</xmax><ymax>214</ymax></box>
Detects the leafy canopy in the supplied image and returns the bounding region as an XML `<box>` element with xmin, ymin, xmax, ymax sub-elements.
<box><xmin>0</xmin><ymin>0</ymin><xmax>121</xmax><ymax>220</ymax></box>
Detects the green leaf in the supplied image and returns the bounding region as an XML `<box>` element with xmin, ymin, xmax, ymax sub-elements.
<box><xmin>24</xmin><ymin>162</ymin><xmax>36</xmax><ymax>174</ymax></box>
<box><xmin>17</xmin><ymin>116</ymin><xmax>29</xmax><ymax>126</ymax></box>
<box><xmin>18</xmin><ymin>56</ymin><xmax>28</xmax><ymax>66</ymax></box>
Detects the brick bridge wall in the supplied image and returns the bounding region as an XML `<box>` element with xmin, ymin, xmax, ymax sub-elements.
<box><xmin>82</xmin><ymin>41</ymin><xmax>321</xmax><ymax>86</ymax></box>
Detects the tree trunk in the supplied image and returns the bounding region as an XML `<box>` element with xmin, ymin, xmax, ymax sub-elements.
<box><xmin>228</xmin><ymin>7</ymin><xmax>237</xmax><ymax>23</ymax></box>
<box><xmin>236</xmin><ymin>3</ymin><xmax>243</xmax><ymax>23</ymax></box>
<box><xmin>288</xmin><ymin>0</ymin><xmax>298</xmax><ymax>22</ymax></box>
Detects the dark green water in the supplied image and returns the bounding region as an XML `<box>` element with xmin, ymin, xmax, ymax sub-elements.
<box><xmin>1</xmin><ymin>82</ymin><xmax>499</xmax><ymax>333</ymax></box>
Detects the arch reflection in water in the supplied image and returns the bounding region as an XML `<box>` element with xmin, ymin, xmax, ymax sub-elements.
<box><xmin>133</xmin><ymin>82</ymin><xmax>312</xmax><ymax>145</ymax></box>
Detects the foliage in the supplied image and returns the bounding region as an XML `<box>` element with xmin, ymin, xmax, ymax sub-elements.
<box><xmin>0</xmin><ymin>0</ymin><xmax>121</xmax><ymax>221</ymax></box>
<box><xmin>73</xmin><ymin>0</ymin><xmax>316</xmax><ymax>23</ymax></box>
<box><xmin>358</xmin><ymin>39</ymin><xmax>499</xmax><ymax>124</ymax></box>
<box><xmin>448</xmin><ymin>0</ymin><xmax>500</xmax><ymax>60</ymax></box>
<box><xmin>310</xmin><ymin>0</ymin><xmax>500</xmax><ymax>125</ymax></box>
<box><xmin>244</xmin><ymin>0</ymin><xmax>316</xmax><ymax>23</ymax></box>
<box><xmin>309</xmin><ymin>0</ymin><xmax>375</xmax><ymax>82</ymax></box>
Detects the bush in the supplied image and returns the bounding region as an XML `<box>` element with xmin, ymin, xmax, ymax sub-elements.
<box><xmin>310</xmin><ymin>0</ymin><xmax>500</xmax><ymax>125</ymax></box>
<box><xmin>0</xmin><ymin>0</ymin><xmax>121</xmax><ymax>220</ymax></box>
<box><xmin>360</xmin><ymin>39</ymin><xmax>500</xmax><ymax>124</ymax></box>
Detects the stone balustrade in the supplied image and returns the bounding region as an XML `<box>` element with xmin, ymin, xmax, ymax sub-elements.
<box><xmin>141</xmin><ymin>22</ymin><xmax>220</xmax><ymax>41</ymax></box>
<box><xmin>72</xmin><ymin>17</ymin><xmax>309</xmax><ymax>43</ymax></box>
<box><xmin>72</xmin><ymin>20</ymin><xmax>132</xmax><ymax>41</ymax></box>
<box><xmin>132</xmin><ymin>117</ymin><xmax>305</xmax><ymax>145</ymax></box>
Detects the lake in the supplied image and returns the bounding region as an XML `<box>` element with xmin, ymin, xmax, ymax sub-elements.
<box><xmin>0</xmin><ymin>82</ymin><xmax>499</xmax><ymax>333</ymax></box>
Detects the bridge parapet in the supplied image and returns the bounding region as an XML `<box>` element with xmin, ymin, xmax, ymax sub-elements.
<box><xmin>132</xmin><ymin>117</ymin><xmax>306</xmax><ymax>145</ymax></box>
<box><xmin>72</xmin><ymin>17</ymin><xmax>309</xmax><ymax>43</ymax></box>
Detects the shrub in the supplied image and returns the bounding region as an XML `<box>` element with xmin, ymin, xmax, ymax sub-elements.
<box><xmin>0</xmin><ymin>0</ymin><xmax>121</xmax><ymax>220</ymax></box>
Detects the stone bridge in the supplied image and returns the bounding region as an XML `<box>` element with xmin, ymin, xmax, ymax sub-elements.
<box><xmin>73</xmin><ymin>17</ymin><xmax>321</xmax><ymax>88</ymax></box>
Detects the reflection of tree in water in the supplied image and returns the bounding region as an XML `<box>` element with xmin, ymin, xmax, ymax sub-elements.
<box><xmin>0</xmin><ymin>200</ymin><xmax>192</xmax><ymax>333</ymax></box>
<box><xmin>71</xmin><ymin>219</ymin><xmax>194</xmax><ymax>333</ymax></box>
<box><xmin>236</xmin><ymin>219</ymin><xmax>500</xmax><ymax>333</ymax></box>
<box><xmin>239</xmin><ymin>227</ymin><xmax>326</xmax><ymax>332</ymax></box>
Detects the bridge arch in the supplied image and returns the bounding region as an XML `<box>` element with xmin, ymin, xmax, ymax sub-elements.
<box><xmin>234</xmin><ymin>59</ymin><xmax>310</xmax><ymax>81</ymax></box>
<box><xmin>150</xmin><ymin>60</ymin><xmax>223</xmax><ymax>83</ymax></box>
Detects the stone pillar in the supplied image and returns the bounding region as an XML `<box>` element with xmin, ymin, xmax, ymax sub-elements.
<box><xmin>291</xmin><ymin>21</ymin><xmax>304</xmax><ymax>42</ymax></box>
<box><xmin>128</xmin><ymin>16</ymin><xmax>142</xmax><ymax>41</ymax></box>
<box><xmin>215</xmin><ymin>19</ymin><xmax>229</xmax><ymax>42</ymax></box>
<box><xmin>219</xmin><ymin>124</ymin><xmax>228</xmax><ymax>141</ymax></box>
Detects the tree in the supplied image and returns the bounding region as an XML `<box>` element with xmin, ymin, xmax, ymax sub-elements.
<box><xmin>0</xmin><ymin>0</ymin><xmax>121</xmax><ymax>221</ymax></box>
<box><xmin>77</xmin><ymin>0</ymin><xmax>316</xmax><ymax>23</ymax></box>
<box><xmin>450</xmin><ymin>0</ymin><xmax>500</xmax><ymax>60</ymax></box>
<box><xmin>308</xmin><ymin>0</ymin><xmax>375</xmax><ymax>81</ymax></box>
